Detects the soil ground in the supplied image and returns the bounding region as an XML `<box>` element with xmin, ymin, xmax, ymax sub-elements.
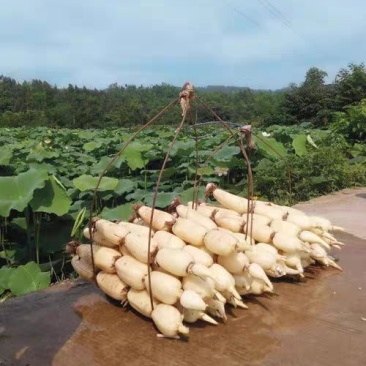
<box><xmin>293</xmin><ymin>186</ymin><xmax>366</xmax><ymax>239</ymax></box>
<box><xmin>0</xmin><ymin>188</ymin><xmax>365</xmax><ymax>366</ymax></box>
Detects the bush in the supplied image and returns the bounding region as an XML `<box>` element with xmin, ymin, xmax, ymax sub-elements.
<box><xmin>253</xmin><ymin>145</ymin><xmax>366</xmax><ymax>205</ymax></box>
<box><xmin>0</xmin><ymin>110</ymin><xmax>47</xmax><ymax>128</ymax></box>
<box><xmin>330</xmin><ymin>99</ymin><xmax>366</xmax><ymax>142</ymax></box>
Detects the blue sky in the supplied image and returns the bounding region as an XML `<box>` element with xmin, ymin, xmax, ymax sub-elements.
<box><xmin>0</xmin><ymin>0</ymin><xmax>365</xmax><ymax>89</ymax></box>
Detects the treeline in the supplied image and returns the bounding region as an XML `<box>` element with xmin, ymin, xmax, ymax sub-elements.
<box><xmin>0</xmin><ymin>63</ymin><xmax>366</xmax><ymax>133</ymax></box>
<box><xmin>0</xmin><ymin>79</ymin><xmax>285</xmax><ymax>128</ymax></box>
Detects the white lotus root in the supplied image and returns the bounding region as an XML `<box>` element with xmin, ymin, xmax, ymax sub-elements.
<box><xmin>71</xmin><ymin>183</ymin><xmax>345</xmax><ymax>339</ymax></box>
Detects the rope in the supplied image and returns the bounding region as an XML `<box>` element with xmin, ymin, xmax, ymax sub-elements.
<box><xmin>88</xmin><ymin>97</ymin><xmax>179</xmax><ymax>281</ymax></box>
<box><xmin>146</xmin><ymin>85</ymin><xmax>192</xmax><ymax>310</ymax></box>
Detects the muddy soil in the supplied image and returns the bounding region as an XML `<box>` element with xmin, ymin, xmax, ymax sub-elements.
<box><xmin>0</xmin><ymin>189</ymin><xmax>365</xmax><ymax>366</ymax></box>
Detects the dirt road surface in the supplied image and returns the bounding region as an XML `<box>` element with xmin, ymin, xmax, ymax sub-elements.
<box><xmin>0</xmin><ymin>188</ymin><xmax>365</xmax><ymax>366</ymax></box>
<box><xmin>294</xmin><ymin>187</ymin><xmax>366</xmax><ymax>239</ymax></box>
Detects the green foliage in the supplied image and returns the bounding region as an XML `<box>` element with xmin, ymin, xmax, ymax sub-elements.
<box><xmin>143</xmin><ymin>192</ymin><xmax>178</xmax><ymax>208</ymax></box>
<box><xmin>179</xmin><ymin>186</ymin><xmax>206</xmax><ymax>204</ymax></box>
<box><xmin>0</xmin><ymin>168</ymin><xmax>48</xmax><ymax>217</ymax></box>
<box><xmin>254</xmin><ymin>145</ymin><xmax>366</xmax><ymax>204</ymax></box>
<box><xmin>123</xmin><ymin>141</ymin><xmax>152</xmax><ymax>170</ymax></box>
<box><xmin>0</xmin><ymin>146</ymin><xmax>14</xmax><ymax>165</ymax></box>
<box><xmin>0</xmin><ymin>75</ymin><xmax>289</xmax><ymax>128</ymax></box>
<box><xmin>0</xmin><ymin>267</ymin><xmax>15</xmax><ymax>295</ymax></box>
<box><xmin>292</xmin><ymin>134</ymin><xmax>308</xmax><ymax>156</ymax></box>
<box><xmin>30</xmin><ymin>175</ymin><xmax>72</xmax><ymax>216</ymax></box>
<box><xmin>0</xmin><ymin>120</ymin><xmax>365</xmax><ymax>297</ymax></box>
<box><xmin>1</xmin><ymin>261</ymin><xmax>50</xmax><ymax>296</ymax></box>
<box><xmin>335</xmin><ymin>63</ymin><xmax>366</xmax><ymax>107</ymax></box>
<box><xmin>253</xmin><ymin>135</ymin><xmax>287</xmax><ymax>159</ymax></box>
<box><xmin>330</xmin><ymin>99</ymin><xmax>366</xmax><ymax>142</ymax></box>
<box><xmin>101</xmin><ymin>204</ymin><xmax>132</xmax><ymax>221</ymax></box>
<box><xmin>0</xmin><ymin>110</ymin><xmax>47</xmax><ymax>128</ymax></box>
<box><xmin>72</xmin><ymin>175</ymin><xmax>119</xmax><ymax>192</ymax></box>
<box><xmin>282</xmin><ymin>67</ymin><xmax>334</xmax><ymax>126</ymax></box>
<box><xmin>213</xmin><ymin>145</ymin><xmax>241</xmax><ymax>162</ymax></box>
<box><xmin>0</xmin><ymin>62</ymin><xmax>365</xmax><ymax>130</ymax></box>
<box><xmin>70</xmin><ymin>207</ymin><xmax>87</xmax><ymax>238</ymax></box>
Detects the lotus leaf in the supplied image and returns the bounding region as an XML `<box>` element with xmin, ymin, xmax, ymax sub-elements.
<box><xmin>73</xmin><ymin>175</ymin><xmax>118</xmax><ymax>192</ymax></box>
<box><xmin>8</xmin><ymin>261</ymin><xmax>50</xmax><ymax>296</ymax></box>
<box><xmin>30</xmin><ymin>175</ymin><xmax>72</xmax><ymax>216</ymax></box>
<box><xmin>292</xmin><ymin>134</ymin><xmax>308</xmax><ymax>156</ymax></box>
<box><xmin>0</xmin><ymin>168</ymin><xmax>48</xmax><ymax>217</ymax></box>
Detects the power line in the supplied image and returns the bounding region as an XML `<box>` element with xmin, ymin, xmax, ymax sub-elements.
<box><xmin>261</xmin><ymin>0</ymin><xmax>293</xmax><ymax>27</ymax></box>
<box><xmin>220</xmin><ymin>0</ymin><xmax>304</xmax><ymax>41</ymax></box>
<box><xmin>256</xmin><ymin>0</ymin><xmax>304</xmax><ymax>40</ymax></box>
<box><xmin>221</xmin><ymin>0</ymin><xmax>260</xmax><ymax>27</ymax></box>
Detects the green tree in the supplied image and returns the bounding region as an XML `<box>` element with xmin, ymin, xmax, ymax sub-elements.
<box><xmin>330</xmin><ymin>99</ymin><xmax>366</xmax><ymax>142</ymax></box>
<box><xmin>283</xmin><ymin>67</ymin><xmax>334</xmax><ymax>125</ymax></box>
<box><xmin>335</xmin><ymin>63</ymin><xmax>366</xmax><ymax>108</ymax></box>
<box><xmin>0</xmin><ymin>76</ymin><xmax>19</xmax><ymax>113</ymax></box>
<box><xmin>0</xmin><ymin>110</ymin><xmax>47</xmax><ymax>127</ymax></box>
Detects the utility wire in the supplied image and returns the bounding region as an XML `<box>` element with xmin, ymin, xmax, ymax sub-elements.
<box><xmin>256</xmin><ymin>0</ymin><xmax>305</xmax><ymax>40</ymax></box>
<box><xmin>221</xmin><ymin>0</ymin><xmax>260</xmax><ymax>27</ymax></box>
<box><xmin>220</xmin><ymin>0</ymin><xmax>304</xmax><ymax>42</ymax></box>
<box><xmin>260</xmin><ymin>0</ymin><xmax>293</xmax><ymax>27</ymax></box>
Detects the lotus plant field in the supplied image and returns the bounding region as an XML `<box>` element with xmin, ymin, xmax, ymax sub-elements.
<box><xmin>0</xmin><ymin>124</ymin><xmax>365</xmax><ymax>297</ymax></box>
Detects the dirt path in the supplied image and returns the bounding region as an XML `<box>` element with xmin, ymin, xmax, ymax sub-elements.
<box><xmin>294</xmin><ymin>187</ymin><xmax>366</xmax><ymax>239</ymax></box>
<box><xmin>0</xmin><ymin>188</ymin><xmax>365</xmax><ymax>366</ymax></box>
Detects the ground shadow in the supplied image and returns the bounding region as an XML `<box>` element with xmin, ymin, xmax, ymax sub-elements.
<box><xmin>0</xmin><ymin>279</ymin><xmax>97</xmax><ymax>366</ymax></box>
<box><xmin>356</xmin><ymin>193</ymin><xmax>366</xmax><ymax>199</ymax></box>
